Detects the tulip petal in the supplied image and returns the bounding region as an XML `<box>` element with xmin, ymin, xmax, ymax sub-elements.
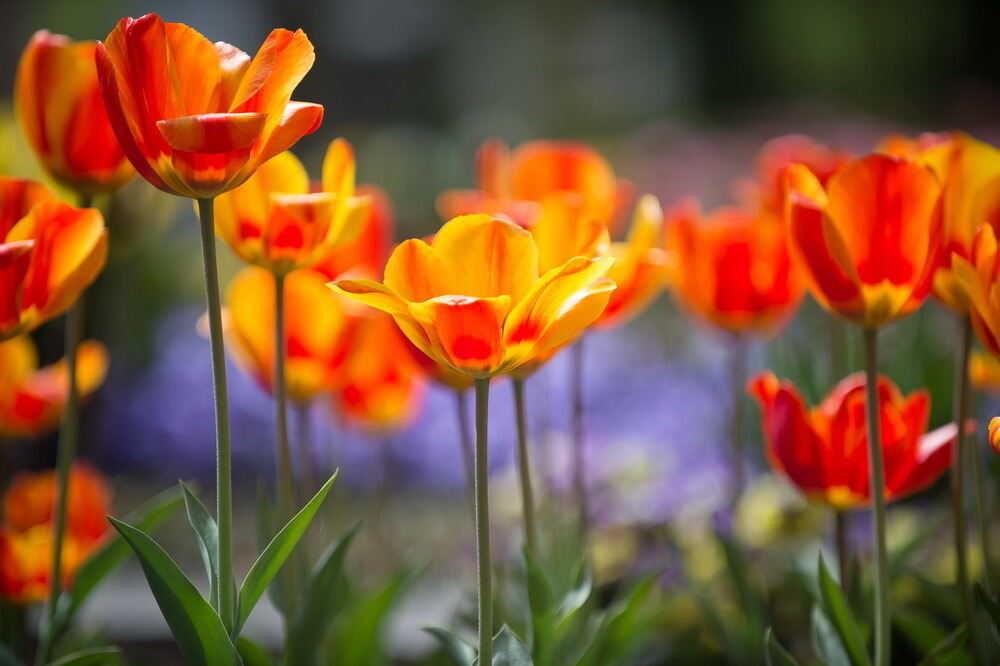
<box><xmin>408</xmin><ymin>295</ymin><xmax>510</xmax><ymax>375</ymax></box>
<box><xmin>157</xmin><ymin>113</ymin><xmax>266</xmax><ymax>154</ymax></box>
<box><xmin>383</xmin><ymin>238</ymin><xmax>453</xmax><ymax>302</ymax></box>
<box><xmin>254</xmin><ymin>101</ymin><xmax>324</xmax><ymax>166</ymax></box>
<box><xmin>231</xmin><ymin>29</ymin><xmax>315</xmax><ymax>125</ymax></box>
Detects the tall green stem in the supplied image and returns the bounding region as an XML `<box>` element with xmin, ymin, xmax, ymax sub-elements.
<box><xmin>273</xmin><ymin>272</ymin><xmax>295</xmax><ymax>521</ymax></box>
<box><xmin>295</xmin><ymin>403</ymin><xmax>316</xmax><ymax>504</ymax></box>
<box><xmin>455</xmin><ymin>389</ymin><xmax>476</xmax><ymax>521</ymax></box>
<box><xmin>512</xmin><ymin>379</ymin><xmax>538</xmax><ymax>556</ymax></box>
<box><xmin>197</xmin><ymin>197</ymin><xmax>235</xmax><ymax>631</ymax></box>
<box><xmin>729</xmin><ymin>333</ymin><xmax>746</xmax><ymax>511</ymax></box>
<box><xmin>571</xmin><ymin>340</ymin><xmax>588</xmax><ymax>539</ymax></box>
<box><xmin>863</xmin><ymin>328</ymin><xmax>890</xmax><ymax>666</ymax></box>
<box><xmin>474</xmin><ymin>378</ymin><xmax>493</xmax><ymax>664</ymax></box>
<box><xmin>971</xmin><ymin>424</ymin><xmax>993</xmax><ymax>592</ymax></box>
<box><xmin>835</xmin><ymin>510</ymin><xmax>850</xmax><ymax>592</ymax></box>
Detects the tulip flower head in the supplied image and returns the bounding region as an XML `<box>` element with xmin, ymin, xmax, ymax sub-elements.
<box><xmin>784</xmin><ymin>154</ymin><xmax>943</xmax><ymax>328</ymax></box>
<box><xmin>0</xmin><ymin>335</ymin><xmax>108</xmax><ymax>438</ymax></box>
<box><xmin>16</xmin><ymin>31</ymin><xmax>134</xmax><ymax>194</ymax></box>
<box><xmin>666</xmin><ymin>198</ymin><xmax>802</xmax><ymax>336</ymax></box>
<box><xmin>214</xmin><ymin>139</ymin><xmax>368</xmax><ymax>274</ymax></box>
<box><xmin>970</xmin><ymin>350</ymin><xmax>1000</xmax><ymax>395</ymax></box>
<box><xmin>96</xmin><ymin>14</ymin><xmax>323</xmax><ymax>199</ymax></box>
<box><xmin>332</xmin><ymin>214</ymin><xmax>616</xmax><ymax>378</ymax></box>
<box><xmin>0</xmin><ymin>463</ymin><xmax>111</xmax><ymax>603</ymax></box>
<box><xmin>749</xmin><ymin>372</ymin><xmax>955</xmax><ymax>510</ymax></box>
<box><xmin>223</xmin><ymin>267</ymin><xmax>355</xmax><ymax>403</ymax></box>
<box><xmin>0</xmin><ymin>177</ymin><xmax>107</xmax><ymax>340</ymax></box>
<box><xmin>312</xmin><ymin>185</ymin><xmax>393</xmax><ymax>282</ymax></box>
<box><xmin>953</xmin><ymin>224</ymin><xmax>1000</xmax><ymax>359</ymax></box>
<box><xmin>990</xmin><ymin>417</ymin><xmax>1000</xmax><ymax>455</ymax></box>
<box><xmin>748</xmin><ymin>134</ymin><xmax>851</xmax><ymax>215</ymax></box>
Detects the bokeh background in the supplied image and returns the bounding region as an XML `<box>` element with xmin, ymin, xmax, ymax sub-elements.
<box><xmin>3</xmin><ymin>0</ymin><xmax>1000</xmax><ymax>660</ymax></box>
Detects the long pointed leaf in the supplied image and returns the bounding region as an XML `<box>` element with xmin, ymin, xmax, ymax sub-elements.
<box><xmin>237</xmin><ymin>472</ymin><xmax>337</xmax><ymax>633</ymax></box>
<box><xmin>765</xmin><ymin>627</ymin><xmax>800</xmax><ymax>666</ymax></box>
<box><xmin>109</xmin><ymin>518</ymin><xmax>239</xmax><ymax>666</ymax></box>
<box><xmin>180</xmin><ymin>482</ymin><xmax>220</xmax><ymax>611</ymax></box>
<box><xmin>49</xmin><ymin>647</ymin><xmax>122</xmax><ymax>665</ymax></box>
<box><xmin>817</xmin><ymin>554</ymin><xmax>871</xmax><ymax>666</ymax></box>
<box><xmin>491</xmin><ymin>626</ymin><xmax>532</xmax><ymax>665</ymax></box>
<box><xmin>424</xmin><ymin>627</ymin><xmax>476</xmax><ymax>666</ymax></box>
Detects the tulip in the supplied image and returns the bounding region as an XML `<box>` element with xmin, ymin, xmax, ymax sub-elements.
<box><xmin>15</xmin><ymin>31</ymin><xmax>134</xmax><ymax>197</ymax></box>
<box><xmin>0</xmin><ymin>336</ymin><xmax>107</xmax><ymax>438</ymax></box>
<box><xmin>746</xmin><ymin>134</ymin><xmax>851</xmax><ymax>215</ymax></box>
<box><xmin>970</xmin><ymin>350</ymin><xmax>1000</xmax><ymax>394</ymax></box>
<box><xmin>96</xmin><ymin>13</ymin><xmax>323</xmax><ymax>200</ymax></box>
<box><xmin>312</xmin><ymin>185</ymin><xmax>393</xmax><ymax>282</ymax></box>
<box><xmin>784</xmin><ymin>153</ymin><xmax>943</xmax><ymax>666</ymax></box>
<box><xmin>990</xmin><ymin>417</ymin><xmax>1000</xmax><ymax>455</ymax></box>
<box><xmin>332</xmin><ymin>213</ymin><xmax>615</xmax><ymax>662</ymax></box>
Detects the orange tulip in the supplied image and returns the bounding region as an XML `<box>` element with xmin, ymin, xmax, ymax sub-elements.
<box><xmin>969</xmin><ymin>350</ymin><xmax>1000</xmax><ymax>395</ymax></box>
<box><xmin>0</xmin><ymin>177</ymin><xmax>107</xmax><ymax>340</ymax></box>
<box><xmin>214</xmin><ymin>139</ymin><xmax>368</xmax><ymax>274</ymax></box>
<box><xmin>312</xmin><ymin>185</ymin><xmax>393</xmax><ymax>282</ymax></box>
<box><xmin>784</xmin><ymin>154</ymin><xmax>943</xmax><ymax>328</ymax></box>
<box><xmin>223</xmin><ymin>267</ymin><xmax>354</xmax><ymax>402</ymax></box>
<box><xmin>748</xmin><ymin>134</ymin><xmax>851</xmax><ymax>215</ymax></box>
<box><xmin>876</xmin><ymin>131</ymin><xmax>950</xmax><ymax>158</ymax></box>
<box><xmin>666</xmin><ymin>198</ymin><xmax>802</xmax><ymax>336</ymax></box>
<box><xmin>989</xmin><ymin>417</ymin><xmax>1000</xmax><ymax>455</ymax></box>
<box><xmin>0</xmin><ymin>335</ymin><xmax>108</xmax><ymax>438</ymax></box>
<box><xmin>953</xmin><ymin>224</ymin><xmax>1000</xmax><ymax>359</ymax></box>
<box><xmin>96</xmin><ymin>14</ymin><xmax>323</xmax><ymax>199</ymax></box>
<box><xmin>16</xmin><ymin>31</ymin><xmax>134</xmax><ymax>195</ymax></box>
<box><xmin>335</xmin><ymin>313</ymin><xmax>426</xmax><ymax>431</ymax></box>
<box><xmin>0</xmin><ymin>463</ymin><xmax>111</xmax><ymax>603</ymax></box>
<box><xmin>749</xmin><ymin>372</ymin><xmax>955</xmax><ymax>510</ymax></box>
<box><xmin>332</xmin><ymin>214</ymin><xmax>615</xmax><ymax>378</ymax></box>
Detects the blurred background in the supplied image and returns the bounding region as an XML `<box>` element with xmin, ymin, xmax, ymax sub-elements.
<box><xmin>2</xmin><ymin>0</ymin><xmax>1000</xmax><ymax>662</ymax></box>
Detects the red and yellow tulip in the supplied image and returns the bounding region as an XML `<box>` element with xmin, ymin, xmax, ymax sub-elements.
<box><xmin>784</xmin><ymin>154</ymin><xmax>942</xmax><ymax>328</ymax></box>
<box><xmin>312</xmin><ymin>185</ymin><xmax>393</xmax><ymax>282</ymax></box>
<box><xmin>970</xmin><ymin>350</ymin><xmax>1000</xmax><ymax>395</ymax></box>
<box><xmin>666</xmin><ymin>198</ymin><xmax>802</xmax><ymax>336</ymax></box>
<box><xmin>214</xmin><ymin>139</ymin><xmax>368</xmax><ymax>274</ymax></box>
<box><xmin>953</xmin><ymin>225</ymin><xmax>1000</xmax><ymax>359</ymax></box>
<box><xmin>748</xmin><ymin>372</ymin><xmax>955</xmax><ymax>510</ymax></box>
<box><xmin>16</xmin><ymin>31</ymin><xmax>134</xmax><ymax>194</ymax></box>
<box><xmin>0</xmin><ymin>177</ymin><xmax>107</xmax><ymax>340</ymax></box>
<box><xmin>332</xmin><ymin>214</ymin><xmax>616</xmax><ymax>378</ymax></box>
<box><xmin>96</xmin><ymin>13</ymin><xmax>323</xmax><ymax>199</ymax></box>
<box><xmin>223</xmin><ymin>267</ymin><xmax>354</xmax><ymax>403</ymax></box>
<box><xmin>989</xmin><ymin>417</ymin><xmax>1000</xmax><ymax>455</ymax></box>
<box><xmin>747</xmin><ymin>134</ymin><xmax>851</xmax><ymax>215</ymax></box>
<box><xmin>0</xmin><ymin>336</ymin><xmax>108</xmax><ymax>438</ymax></box>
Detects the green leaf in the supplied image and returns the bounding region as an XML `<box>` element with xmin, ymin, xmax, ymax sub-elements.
<box><xmin>976</xmin><ymin>583</ymin><xmax>1000</xmax><ymax>633</ymax></box>
<box><xmin>576</xmin><ymin>574</ymin><xmax>658</xmax><ymax>666</ymax></box>
<box><xmin>811</xmin><ymin>605</ymin><xmax>850</xmax><ymax>666</ymax></box>
<box><xmin>237</xmin><ymin>637</ymin><xmax>276</xmax><ymax>666</ymax></box>
<box><xmin>333</xmin><ymin>568</ymin><xmax>415</xmax><ymax>666</ymax></box>
<box><xmin>283</xmin><ymin>522</ymin><xmax>360</xmax><ymax>666</ymax></box>
<box><xmin>53</xmin><ymin>486</ymin><xmax>183</xmax><ymax>639</ymax></box>
<box><xmin>424</xmin><ymin>627</ymin><xmax>476</xmax><ymax>666</ymax></box>
<box><xmin>764</xmin><ymin>627</ymin><xmax>800</xmax><ymax>666</ymax></box>
<box><xmin>817</xmin><ymin>554</ymin><xmax>871</xmax><ymax>666</ymax></box>
<box><xmin>180</xmin><ymin>482</ymin><xmax>220</xmax><ymax>612</ymax></box>
<box><xmin>109</xmin><ymin>518</ymin><xmax>239</xmax><ymax>666</ymax></box>
<box><xmin>523</xmin><ymin>551</ymin><xmax>555</xmax><ymax>662</ymax></box>
<box><xmin>237</xmin><ymin>472</ymin><xmax>337</xmax><ymax>633</ymax></box>
<box><xmin>491</xmin><ymin>626</ymin><xmax>532</xmax><ymax>665</ymax></box>
<box><xmin>915</xmin><ymin>624</ymin><xmax>968</xmax><ymax>666</ymax></box>
<box><xmin>49</xmin><ymin>647</ymin><xmax>122</xmax><ymax>665</ymax></box>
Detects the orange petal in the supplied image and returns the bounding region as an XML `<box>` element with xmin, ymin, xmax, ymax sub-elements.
<box><xmin>990</xmin><ymin>417</ymin><xmax>1000</xmax><ymax>455</ymax></box>
<box><xmin>408</xmin><ymin>295</ymin><xmax>511</xmax><ymax>376</ymax></box>
<box><xmin>253</xmin><ymin>101</ymin><xmax>324</xmax><ymax>167</ymax></box>
<box><xmin>156</xmin><ymin>112</ymin><xmax>266</xmax><ymax>153</ymax></box>
<box><xmin>230</xmin><ymin>28</ymin><xmax>316</xmax><ymax>126</ymax></box>
<box><xmin>530</xmin><ymin>193</ymin><xmax>610</xmax><ymax>273</ymax></box>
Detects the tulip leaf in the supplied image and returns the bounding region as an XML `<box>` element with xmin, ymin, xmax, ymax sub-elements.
<box><xmin>49</xmin><ymin>647</ymin><xmax>122</xmax><ymax>665</ymax></box>
<box><xmin>425</xmin><ymin>627</ymin><xmax>476</xmax><ymax>666</ymax></box>
<box><xmin>237</xmin><ymin>471</ymin><xmax>337</xmax><ymax>633</ymax></box>
<box><xmin>491</xmin><ymin>626</ymin><xmax>532</xmax><ymax>665</ymax></box>
<box><xmin>915</xmin><ymin>624</ymin><xmax>968</xmax><ymax>666</ymax></box>
<box><xmin>53</xmin><ymin>486</ymin><xmax>183</xmax><ymax>639</ymax></box>
<box><xmin>236</xmin><ymin>637</ymin><xmax>276</xmax><ymax>666</ymax></box>
<box><xmin>109</xmin><ymin>518</ymin><xmax>239</xmax><ymax>666</ymax></box>
<box><xmin>283</xmin><ymin>522</ymin><xmax>360</xmax><ymax>665</ymax></box>
<box><xmin>817</xmin><ymin>554</ymin><xmax>871</xmax><ymax>666</ymax></box>
<box><xmin>180</xmin><ymin>482</ymin><xmax>221</xmax><ymax>612</ymax></box>
<box><xmin>524</xmin><ymin>550</ymin><xmax>555</xmax><ymax>661</ymax></box>
<box><xmin>811</xmin><ymin>605</ymin><xmax>851</xmax><ymax>666</ymax></box>
<box><xmin>576</xmin><ymin>574</ymin><xmax>658</xmax><ymax>666</ymax></box>
<box><xmin>332</xmin><ymin>568</ymin><xmax>416</xmax><ymax>666</ymax></box>
<box><xmin>764</xmin><ymin>627</ymin><xmax>800</xmax><ymax>666</ymax></box>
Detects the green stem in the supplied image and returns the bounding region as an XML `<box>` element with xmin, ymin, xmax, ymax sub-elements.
<box><xmin>971</xmin><ymin>421</ymin><xmax>993</xmax><ymax>593</ymax></box>
<box><xmin>512</xmin><ymin>379</ymin><xmax>538</xmax><ymax>556</ymax></box>
<box><xmin>571</xmin><ymin>340</ymin><xmax>588</xmax><ymax>540</ymax></box>
<box><xmin>834</xmin><ymin>510</ymin><xmax>850</xmax><ymax>592</ymax></box>
<box><xmin>863</xmin><ymin>328</ymin><xmax>890</xmax><ymax>666</ymax></box>
<box><xmin>197</xmin><ymin>197</ymin><xmax>235</xmax><ymax>632</ymax></box>
<box><xmin>474</xmin><ymin>378</ymin><xmax>493</xmax><ymax>664</ymax></box>
<box><xmin>295</xmin><ymin>402</ymin><xmax>315</xmax><ymax>505</ymax></box>
<box><xmin>455</xmin><ymin>389</ymin><xmax>476</xmax><ymax>522</ymax></box>
<box><xmin>729</xmin><ymin>333</ymin><xmax>746</xmax><ymax>511</ymax></box>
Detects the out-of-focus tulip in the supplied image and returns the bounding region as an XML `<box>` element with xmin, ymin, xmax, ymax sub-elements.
<box><xmin>970</xmin><ymin>350</ymin><xmax>1000</xmax><ymax>394</ymax></box>
<box><xmin>877</xmin><ymin>132</ymin><xmax>950</xmax><ymax>158</ymax></box>
<box><xmin>0</xmin><ymin>336</ymin><xmax>108</xmax><ymax>438</ymax></box>
<box><xmin>214</xmin><ymin>139</ymin><xmax>368</xmax><ymax>274</ymax></box>
<box><xmin>746</xmin><ymin>134</ymin><xmax>851</xmax><ymax>215</ymax></box>
<box><xmin>332</xmin><ymin>214</ymin><xmax>616</xmax><ymax>378</ymax></box>
<box><xmin>96</xmin><ymin>14</ymin><xmax>323</xmax><ymax>199</ymax></box>
<box><xmin>312</xmin><ymin>185</ymin><xmax>393</xmax><ymax>282</ymax></box>
<box><xmin>437</xmin><ymin>138</ymin><xmax>631</xmax><ymax>229</ymax></box>
<box><xmin>0</xmin><ymin>463</ymin><xmax>110</xmax><ymax>604</ymax></box>
<box><xmin>666</xmin><ymin>198</ymin><xmax>802</xmax><ymax>336</ymax></box>
<box><xmin>989</xmin><ymin>417</ymin><xmax>1000</xmax><ymax>455</ymax></box>
<box><xmin>748</xmin><ymin>372</ymin><xmax>955</xmax><ymax>510</ymax></box>
<box><xmin>0</xmin><ymin>178</ymin><xmax>107</xmax><ymax>340</ymax></box>
<box><xmin>335</xmin><ymin>313</ymin><xmax>426</xmax><ymax>431</ymax></box>
<box><xmin>15</xmin><ymin>31</ymin><xmax>134</xmax><ymax>195</ymax></box>
<box><xmin>953</xmin><ymin>225</ymin><xmax>1000</xmax><ymax>358</ymax></box>
<box><xmin>784</xmin><ymin>154</ymin><xmax>942</xmax><ymax>328</ymax></box>
<box><xmin>224</xmin><ymin>267</ymin><xmax>354</xmax><ymax>402</ymax></box>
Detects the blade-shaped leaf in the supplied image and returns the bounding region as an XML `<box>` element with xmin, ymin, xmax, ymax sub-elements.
<box><xmin>524</xmin><ymin>550</ymin><xmax>555</xmax><ymax>662</ymax></box>
<box><xmin>424</xmin><ymin>627</ymin><xmax>476</xmax><ymax>666</ymax></box>
<box><xmin>765</xmin><ymin>627</ymin><xmax>800</xmax><ymax>666</ymax></box>
<box><xmin>491</xmin><ymin>626</ymin><xmax>532</xmax><ymax>666</ymax></box>
<box><xmin>49</xmin><ymin>647</ymin><xmax>122</xmax><ymax>665</ymax></box>
<box><xmin>817</xmin><ymin>554</ymin><xmax>871</xmax><ymax>666</ymax></box>
<box><xmin>576</xmin><ymin>574</ymin><xmax>658</xmax><ymax>666</ymax></box>
<box><xmin>180</xmin><ymin>482</ymin><xmax>220</xmax><ymax>612</ymax></box>
<box><xmin>915</xmin><ymin>624</ymin><xmax>968</xmax><ymax>666</ymax></box>
<box><xmin>334</xmin><ymin>568</ymin><xmax>415</xmax><ymax>666</ymax></box>
<box><xmin>237</xmin><ymin>637</ymin><xmax>276</xmax><ymax>666</ymax></box>
<box><xmin>237</xmin><ymin>472</ymin><xmax>337</xmax><ymax>633</ymax></box>
<box><xmin>811</xmin><ymin>605</ymin><xmax>850</xmax><ymax>666</ymax></box>
<box><xmin>284</xmin><ymin>522</ymin><xmax>360</xmax><ymax>666</ymax></box>
<box><xmin>109</xmin><ymin>518</ymin><xmax>239</xmax><ymax>666</ymax></box>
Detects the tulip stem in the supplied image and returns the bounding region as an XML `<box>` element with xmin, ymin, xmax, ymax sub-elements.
<box><xmin>952</xmin><ymin>316</ymin><xmax>982</xmax><ymax>662</ymax></box>
<box><xmin>455</xmin><ymin>389</ymin><xmax>476</xmax><ymax>522</ymax></box>
<box><xmin>863</xmin><ymin>327</ymin><xmax>890</xmax><ymax>666</ymax></box>
<box><xmin>971</xmin><ymin>423</ymin><xmax>994</xmax><ymax>593</ymax></box>
<box><xmin>571</xmin><ymin>339</ymin><xmax>589</xmax><ymax>541</ymax></box>
<box><xmin>473</xmin><ymin>377</ymin><xmax>493</xmax><ymax>664</ymax></box>
<box><xmin>196</xmin><ymin>197</ymin><xmax>235</xmax><ymax>632</ymax></box>
<box><xmin>834</xmin><ymin>510</ymin><xmax>850</xmax><ymax>592</ymax></box>
<box><xmin>296</xmin><ymin>403</ymin><xmax>315</xmax><ymax>505</ymax></box>
<box><xmin>729</xmin><ymin>332</ymin><xmax>746</xmax><ymax>512</ymax></box>
<box><xmin>512</xmin><ymin>379</ymin><xmax>539</xmax><ymax>556</ymax></box>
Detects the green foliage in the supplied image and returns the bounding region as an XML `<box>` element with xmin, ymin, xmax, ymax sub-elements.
<box><xmin>180</xmin><ymin>482</ymin><xmax>221</xmax><ymax>612</ymax></box>
<box><xmin>817</xmin><ymin>554</ymin><xmax>871</xmax><ymax>666</ymax></box>
<box><xmin>48</xmin><ymin>647</ymin><xmax>123</xmax><ymax>665</ymax></box>
<box><xmin>764</xmin><ymin>627</ymin><xmax>800</xmax><ymax>666</ymax></box>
